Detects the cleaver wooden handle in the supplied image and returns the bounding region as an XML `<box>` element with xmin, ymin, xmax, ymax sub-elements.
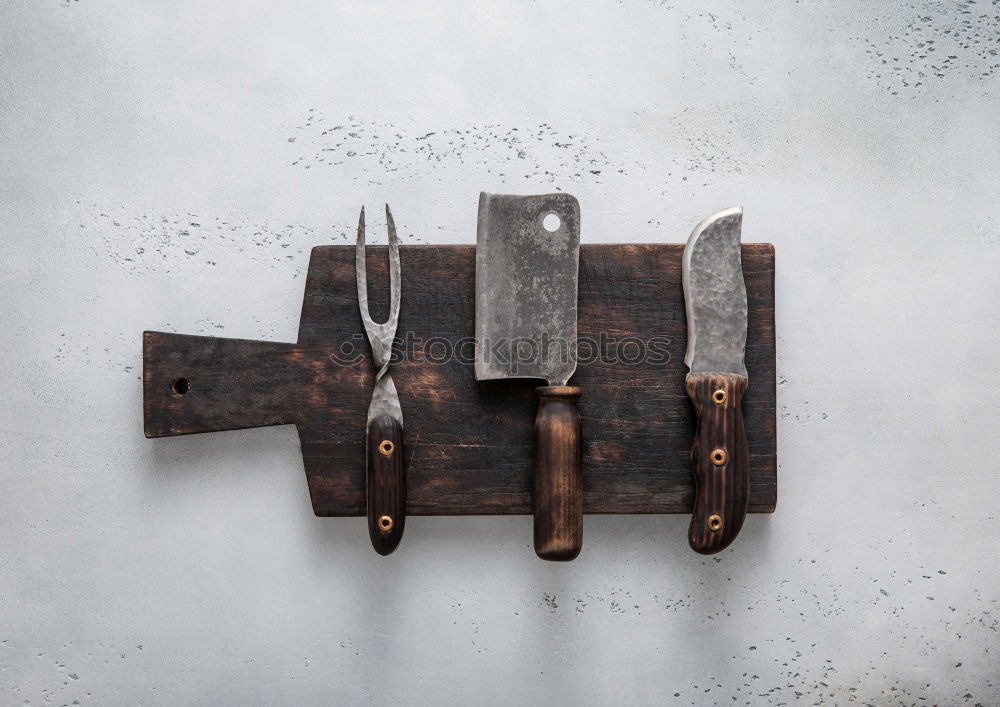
<box><xmin>533</xmin><ymin>386</ymin><xmax>583</xmax><ymax>561</ymax></box>
<box><xmin>686</xmin><ymin>372</ymin><xmax>749</xmax><ymax>554</ymax></box>
<box><xmin>367</xmin><ymin>414</ymin><xmax>406</xmax><ymax>556</ymax></box>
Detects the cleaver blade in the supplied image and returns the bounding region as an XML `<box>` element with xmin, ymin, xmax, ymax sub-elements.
<box><xmin>475</xmin><ymin>192</ymin><xmax>580</xmax><ymax>386</ymax></box>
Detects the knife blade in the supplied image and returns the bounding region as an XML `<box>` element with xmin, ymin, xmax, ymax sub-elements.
<box><xmin>475</xmin><ymin>192</ymin><xmax>583</xmax><ymax>561</ymax></box>
<box><xmin>682</xmin><ymin>206</ymin><xmax>750</xmax><ymax>554</ymax></box>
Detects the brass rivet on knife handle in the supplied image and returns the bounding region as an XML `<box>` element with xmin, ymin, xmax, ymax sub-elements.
<box><xmin>712</xmin><ymin>389</ymin><xmax>727</xmax><ymax>404</ymax></box>
<box><xmin>707</xmin><ymin>514</ymin><xmax>723</xmax><ymax>532</ymax></box>
<box><xmin>533</xmin><ymin>385</ymin><xmax>583</xmax><ymax>561</ymax></box>
<box><xmin>711</xmin><ymin>448</ymin><xmax>727</xmax><ymax>466</ymax></box>
<box><xmin>378</xmin><ymin>439</ymin><xmax>395</xmax><ymax>457</ymax></box>
<box><xmin>378</xmin><ymin>515</ymin><xmax>394</xmax><ymax>533</ymax></box>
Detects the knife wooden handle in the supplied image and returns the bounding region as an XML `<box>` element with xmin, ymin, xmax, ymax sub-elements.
<box><xmin>367</xmin><ymin>414</ymin><xmax>406</xmax><ymax>555</ymax></box>
<box><xmin>533</xmin><ymin>386</ymin><xmax>583</xmax><ymax>561</ymax></box>
<box><xmin>686</xmin><ymin>372</ymin><xmax>750</xmax><ymax>554</ymax></box>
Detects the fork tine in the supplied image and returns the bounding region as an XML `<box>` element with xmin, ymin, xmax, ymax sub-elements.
<box><xmin>385</xmin><ymin>204</ymin><xmax>397</xmax><ymax>247</ymax></box>
<box><xmin>386</xmin><ymin>204</ymin><xmax>401</xmax><ymax>328</ymax></box>
<box><xmin>355</xmin><ymin>206</ymin><xmax>371</xmax><ymax>323</ymax></box>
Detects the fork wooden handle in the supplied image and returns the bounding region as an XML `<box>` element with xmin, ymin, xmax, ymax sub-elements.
<box><xmin>367</xmin><ymin>414</ymin><xmax>406</xmax><ymax>555</ymax></box>
<box><xmin>533</xmin><ymin>386</ymin><xmax>583</xmax><ymax>561</ymax></box>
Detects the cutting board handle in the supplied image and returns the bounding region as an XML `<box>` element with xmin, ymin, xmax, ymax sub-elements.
<box><xmin>533</xmin><ymin>386</ymin><xmax>583</xmax><ymax>561</ymax></box>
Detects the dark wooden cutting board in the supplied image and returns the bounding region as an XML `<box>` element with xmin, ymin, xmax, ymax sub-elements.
<box><xmin>143</xmin><ymin>243</ymin><xmax>776</xmax><ymax>516</ymax></box>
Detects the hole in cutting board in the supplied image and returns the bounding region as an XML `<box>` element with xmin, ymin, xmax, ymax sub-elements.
<box><xmin>171</xmin><ymin>377</ymin><xmax>189</xmax><ymax>395</ymax></box>
<box><xmin>542</xmin><ymin>213</ymin><xmax>561</xmax><ymax>232</ymax></box>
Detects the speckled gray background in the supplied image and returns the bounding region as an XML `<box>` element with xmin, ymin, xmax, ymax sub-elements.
<box><xmin>2</xmin><ymin>1</ymin><xmax>998</xmax><ymax>704</ymax></box>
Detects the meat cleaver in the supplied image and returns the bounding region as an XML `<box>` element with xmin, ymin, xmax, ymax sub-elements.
<box><xmin>682</xmin><ymin>206</ymin><xmax>750</xmax><ymax>554</ymax></box>
<box><xmin>475</xmin><ymin>192</ymin><xmax>583</xmax><ymax>561</ymax></box>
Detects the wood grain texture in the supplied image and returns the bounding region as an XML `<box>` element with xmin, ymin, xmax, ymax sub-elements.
<box><xmin>685</xmin><ymin>372</ymin><xmax>750</xmax><ymax>554</ymax></box>
<box><xmin>143</xmin><ymin>243</ymin><xmax>777</xmax><ymax>516</ymax></box>
<box><xmin>533</xmin><ymin>386</ymin><xmax>582</xmax><ymax>561</ymax></box>
<box><xmin>366</xmin><ymin>415</ymin><xmax>405</xmax><ymax>555</ymax></box>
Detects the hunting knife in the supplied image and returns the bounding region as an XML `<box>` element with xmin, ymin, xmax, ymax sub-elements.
<box><xmin>682</xmin><ymin>206</ymin><xmax>750</xmax><ymax>554</ymax></box>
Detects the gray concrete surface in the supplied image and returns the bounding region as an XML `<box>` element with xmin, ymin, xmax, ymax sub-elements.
<box><xmin>2</xmin><ymin>1</ymin><xmax>999</xmax><ymax>704</ymax></box>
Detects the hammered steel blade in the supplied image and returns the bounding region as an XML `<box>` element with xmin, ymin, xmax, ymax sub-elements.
<box><xmin>682</xmin><ymin>206</ymin><xmax>748</xmax><ymax>378</ymax></box>
<box><xmin>475</xmin><ymin>192</ymin><xmax>580</xmax><ymax>385</ymax></box>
